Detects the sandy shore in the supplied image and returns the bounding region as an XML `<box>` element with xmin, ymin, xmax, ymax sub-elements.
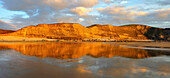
<box><xmin>0</xmin><ymin>36</ymin><xmax>58</xmax><ymax>42</ymax></box>
<box><xmin>1</xmin><ymin>36</ymin><xmax>170</xmax><ymax>48</ymax></box>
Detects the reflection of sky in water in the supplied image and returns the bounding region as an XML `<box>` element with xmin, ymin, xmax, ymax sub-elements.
<box><xmin>12</xmin><ymin>51</ymin><xmax>170</xmax><ymax>78</ymax></box>
<box><xmin>0</xmin><ymin>42</ymin><xmax>170</xmax><ymax>78</ymax></box>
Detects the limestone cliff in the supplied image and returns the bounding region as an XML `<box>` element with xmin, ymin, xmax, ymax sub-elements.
<box><xmin>8</xmin><ymin>23</ymin><xmax>170</xmax><ymax>41</ymax></box>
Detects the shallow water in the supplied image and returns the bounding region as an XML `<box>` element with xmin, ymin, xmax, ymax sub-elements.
<box><xmin>0</xmin><ymin>42</ymin><xmax>170</xmax><ymax>78</ymax></box>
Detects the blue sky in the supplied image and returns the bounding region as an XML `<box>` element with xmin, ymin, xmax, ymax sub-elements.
<box><xmin>0</xmin><ymin>0</ymin><xmax>170</xmax><ymax>30</ymax></box>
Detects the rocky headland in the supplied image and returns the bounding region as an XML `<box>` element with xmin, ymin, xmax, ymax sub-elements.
<box><xmin>0</xmin><ymin>23</ymin><xmax>170</xmax><ymax>42</ymax></box>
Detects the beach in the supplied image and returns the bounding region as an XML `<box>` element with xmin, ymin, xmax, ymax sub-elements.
<box><xmin>0</xmin><ymin>42</ymin><xmax>169</xmax><ymax>78</ymax></box>
<box><xmin>1</xmin><ymin>35</ymin><xmax>170</xmax><ymax>48</ymax></box>
<box><xmin>0</xmin><ymin>36</ymin><xmax>57</xmax><ymax>42</ymax></box>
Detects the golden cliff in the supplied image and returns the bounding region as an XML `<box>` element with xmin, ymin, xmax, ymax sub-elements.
<box><xmin>2</xmin><ymin>23</ymin><xmax>170</xmax><ymax>41</ymax></box>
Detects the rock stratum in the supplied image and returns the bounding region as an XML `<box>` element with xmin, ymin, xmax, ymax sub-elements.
<box><xmin>2</xmin><ymin>23</ymin><xmax>170</xmax><ymax>41</ymax></box>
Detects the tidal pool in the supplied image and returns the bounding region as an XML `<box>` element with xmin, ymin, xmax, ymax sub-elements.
<box><xmin>0</xmin><ymin>42</ymin><xmax>170</xmax><ymax>78</ymax></box>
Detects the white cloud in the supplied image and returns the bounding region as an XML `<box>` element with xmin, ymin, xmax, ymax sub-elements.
<box><xmin>101</xmin><ymin>0</ymin><xmax>113</xmax><ymax>4</ymax></box>
<box><xmin>77</xmin><ymin>0</ymin><xmax>99</xmax><ymax>8</ymax></box>
<box><xmin>71</xmin><ymin>7</ymin><xmax>93</xmax><ymax>16</ymax></box>
<box><xmin>120</xmin><ymin>1</ymin><xmax>128</xmax><ymax>4</ymax></box>
<box><xmin>155</xmin><ymin>8</ymin><xmax>170</xmax><ymax>18</ymax></box>
<box><xmin>97</xmin><ymin>5</ymin><xmax>147</xmax><ymax>17</ymax></box>
<box><xmin>101</xmin><ymin>0</ymin><xmax>129</xmax><ymax>4</ymax></box>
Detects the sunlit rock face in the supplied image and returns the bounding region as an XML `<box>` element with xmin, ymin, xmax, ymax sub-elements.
<box><xmin>9</xmin><ymin>23</ymin><xmax>92</xmax><ymax>39</ymax></box>
<box><xmin>0</xmin><ymin>29</ymin><xmax>14</xmax><ymax>34</ymax></box>
<box><xmin>8</xmin><ymin>23</ymin><xmax>170</xmax><ymax>40</ymax></box>
<box><xmin>88</xmin><ymin>24</ymin><xmax>150</xmax><ymax>39</ymax></box>
<box><xmin>0</xmin><ymin>43</ymin><xmax>167</xmax><ymax>59</ymax></box>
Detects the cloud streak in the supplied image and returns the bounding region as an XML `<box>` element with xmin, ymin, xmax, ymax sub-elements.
<box><xmin>0</xmin><ymin>20</ymin><xmax>18</xmax><ymax>29</ymax></box>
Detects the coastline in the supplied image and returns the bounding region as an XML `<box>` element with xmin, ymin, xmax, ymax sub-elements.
<box><xmin>0</xmin><ymin>36</ymin><xmax>58</xmax><ymax>42</ymax></box>
<box><xmin>0</xmin><ymin>35</ymin><xmax>154</xmax><ymax>42</ymax></box>
<box><xmin>0</xmin><ymin>35</ymin><xmax>170</xmax><ymax>48</ymax></box>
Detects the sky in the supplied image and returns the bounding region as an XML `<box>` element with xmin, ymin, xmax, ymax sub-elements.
<box><xmin>0</xmin><ymin>0</ymin><xmax>170</xmax><ymax>30</ymax></box>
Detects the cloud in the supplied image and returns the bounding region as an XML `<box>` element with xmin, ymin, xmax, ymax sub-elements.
<box><xmin>77</xmin><ymin>0</ymin><xmax>99</xmax><ymax>8</ymax></box>
<box><xmin>44</xmin><ymin>0</ymin><xmax>73</xmax><ymax>10</ymax></box>
<box><xmin>1</xmin><ymin>0</ymin><xmax>99</xmax><ymax>28</ymax></box>
<box><xmin>120</xmin><ymin>0</ymin><xmax>129</xmax><ymax>4</ymax></box>
<box><xmin>101</xmin><ymin>0</ymin><xmax>113</xmax><ymax>4</ymax></box>
<box><xmin>156</xmin><ymin>0</ymin><xmax>170</xmax><ymax>6</ymax></box>
<box><xmin>155</xmin><ymin>8</ymin><xmax>170</xmax><ymax>18</ymax></box>
<box><xmin>101</xmin><ymin>0</ymin><xmax>129</xmax><ymax>4</ymax></box>
<box><xmin>97</xmin><ymin>5</ymin><xmax>147</xmax><ymax>17</ymax></box>
<box><xmin>0</xmin><ymin>20</ymin><xmax>18</xmax><ymax>30</ymax></box>
<box><xmin>96</xmin><ymin>5</ymin><xmax>170</xmax><ymax>27</ymax></box>
<box><xmin>71</xmin><ymin>7</ymin><xmax>93</xmax><ymax>16</ymax></box>
<box><xmin>136</xmin><ymin>8</ymin><xmax>170</xmax><ymax>22</ymax></box>
<box><xmin>0</xmin><ymin>0</ymin><xmax>170</xmax><ymax>29</ymax></box>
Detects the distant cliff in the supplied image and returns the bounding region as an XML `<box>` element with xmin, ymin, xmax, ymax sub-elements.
<box><xmin>7</xmin><ymin>23</ymin><xmax>170</xmax><ymax>41</ymax></box>
<box><xmin>0</xmin><ymin>29</ymin><xmax>15</xmax><ymax>34</ymax></box>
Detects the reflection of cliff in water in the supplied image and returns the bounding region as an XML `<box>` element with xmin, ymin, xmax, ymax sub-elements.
<box><xmin>145</xmin><ymin>50</ymin><xmax>170</xmax><ymax>57</ymax></box>
<box><xmin>0</xmin><ymin>43</ymin><xmax>169</xmax><ymax>59</ymax></box>
<box><xmin>0</xmin><ymin>46</ymin><xmax>10</xmax><ymax>50</ymax></box>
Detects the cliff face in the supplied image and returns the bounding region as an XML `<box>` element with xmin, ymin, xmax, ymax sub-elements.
<box><xmin>10</xmin><ymin>23</ymin><xmax>92</xmax><ymax>39</ymax></box>
<box><xmin>88</xmin><ymin>24</ymin><xmax>150</xmax><ymax>39</ymax></box>
<box><xmin>0</xmin><ymin>29</ymin><xmax>15</xmax><ymax>34</ymax></box>
<box><xmin>8</xmin><ymin>23</ymin><xmax>170</xmax><ymax>40</ymax></box>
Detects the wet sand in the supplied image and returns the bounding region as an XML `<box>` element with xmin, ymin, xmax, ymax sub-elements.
<box><xmin>0</xmin><ymin>42</ymin><xmax>170</xmax><ymax>78</ymax></box>
<box><xmin>108</xmin><ymin>42</ymin><xmax>170</xmax><ymax>48</ymax></box>
<box><xmin>0</xmin><ymin>50</ymin><xmax>96</xmax><ymax>78</ymax></box>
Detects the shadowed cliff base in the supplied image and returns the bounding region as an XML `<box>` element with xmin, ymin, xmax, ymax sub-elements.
<box><xmin>0</xmin><ymin>23</ymin><xmax>170</xmax><ymax>42</ymax></box>
<box><xmin>0</xmin><ymin>29</ymin><xmax>15</xmax><ymax>34</ymax></box>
